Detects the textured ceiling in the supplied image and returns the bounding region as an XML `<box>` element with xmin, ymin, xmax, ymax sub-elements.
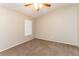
<box><xmin>0</xmin><ymin>3</ymin><xmax>75</xmax><ymax>18</ymax></box>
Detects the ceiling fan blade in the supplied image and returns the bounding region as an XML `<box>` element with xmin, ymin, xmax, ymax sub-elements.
<box><xmin>24</xmin><ymin>4</ymin><xmax>32</xmax><ymax>6</ymax></box>
<box><xmin>43</xmin><ymin>3</ymin><xmax>51</xmax><ymax>7</ymax></box>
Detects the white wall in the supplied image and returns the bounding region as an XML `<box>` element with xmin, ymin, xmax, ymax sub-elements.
<box><xmin>35</xmin><ymin>5</ymin><xmax>79</xmax><ymax>46</ymax></box>
<box><xmin>0</xmin><ymin>6</ymin><xmax>33</xmax><ymax>52</ymax></box>
<box><xmin>78</xmin><ymin>5</ymin><xmax>79</xmax><ymax>45</ymax></box>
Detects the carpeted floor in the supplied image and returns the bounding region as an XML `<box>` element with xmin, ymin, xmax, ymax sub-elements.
<box><xmin>0</xmin><ymin>39</ymin><xmax>79</xmax><ymax>56</ymax></box>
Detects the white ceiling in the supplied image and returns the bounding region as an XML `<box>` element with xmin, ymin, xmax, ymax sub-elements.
<box><xmin>0</xmin><ymin>3</ymin><xmax>76</xmax><ymax>18</ymax></box>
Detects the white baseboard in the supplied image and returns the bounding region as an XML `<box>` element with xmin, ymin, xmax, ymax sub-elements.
<box><xmin>0</xmin><ymin>36</ymin><xmax>33</xmax><ymax>52</ymax></box>
<box><xmin>35</xmin><ymin>37</ymin><xmax>79</xmax><ymax>47</ymax></box>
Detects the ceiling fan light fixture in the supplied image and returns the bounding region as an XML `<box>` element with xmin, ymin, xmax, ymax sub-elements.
<box><xmin>24</xmin><ymin>3</ymin><xmax>51</xmax><ymax>11</ymax></box>
<box><xmin>39</xmin><ymin>4</ymin><xmax>43</xmax><ymax>8</ymax></box>
<box><xmin>33</xmin><ymin>3</ymin><xmax>39</xmax><ymax>10</ymax></box>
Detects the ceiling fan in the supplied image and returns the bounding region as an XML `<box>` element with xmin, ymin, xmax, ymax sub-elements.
<box><xmin>24</xmin><ymin>3</ymin><xmax>51</xmax><ymax>11</ymax></box>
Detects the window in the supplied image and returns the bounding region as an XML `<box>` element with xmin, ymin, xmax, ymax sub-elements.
<box><xmin>24</xmin><ymin>20</ymin><xmax>32</xmax><ymax>36</ymax></box>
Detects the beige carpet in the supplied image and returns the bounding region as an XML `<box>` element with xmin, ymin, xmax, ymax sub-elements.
<box><xmin>0</xmin><ymin>39</ymin><xmax>79</xmax><ymax>56</ymax></box>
